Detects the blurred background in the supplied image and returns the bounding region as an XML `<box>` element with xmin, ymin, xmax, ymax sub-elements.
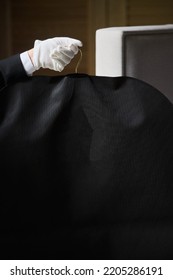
<box><xmin>1</xmin><ymin>0</ymin><xmax>173</xmax><ymax>75</ymax></box>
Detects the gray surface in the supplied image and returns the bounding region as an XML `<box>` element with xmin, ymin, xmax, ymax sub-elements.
<box><xmin>123</xmin><ymin>31</ymin><xmax>173</xmax><ymax>103</ymax></box>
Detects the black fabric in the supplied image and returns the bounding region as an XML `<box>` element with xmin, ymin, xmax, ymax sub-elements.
<box><xmin>0</xmin><ymin>74</ymin><xmax>173</xmax><ymax>260</ymax></box>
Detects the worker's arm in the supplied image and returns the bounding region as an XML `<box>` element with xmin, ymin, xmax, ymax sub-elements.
<box><xmin>0</xmin><ymin>37</ymin><xmax>82</xmax><ymax>90</ymax></box>
<box><xmin>0</xmin><ymin>54</ymin><xmax>28</xmax><ymax>90</ymax></box>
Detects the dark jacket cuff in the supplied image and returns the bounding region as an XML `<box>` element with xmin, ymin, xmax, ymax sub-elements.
<box><xmin>0</xmin><ymin>54</ymin><xmax>28</xmax><ymax>90</ymax></box>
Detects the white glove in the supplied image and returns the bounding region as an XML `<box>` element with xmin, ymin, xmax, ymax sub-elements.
<box><xmin>33</xmin><ymin>37</ymin><xmax>82</xmax><ymax>72</ymax></box>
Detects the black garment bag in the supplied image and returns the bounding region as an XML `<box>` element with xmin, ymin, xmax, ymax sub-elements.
<box><xmin>0</xmin><ymin>74</ymin><xmax>173</xmax><ymax>259</ymax></box>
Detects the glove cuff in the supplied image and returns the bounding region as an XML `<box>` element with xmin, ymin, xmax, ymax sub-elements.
<box><xmin>33</xmin><ymin>40</ymin><xmax>42</xmax><ymax>70</ymax></box>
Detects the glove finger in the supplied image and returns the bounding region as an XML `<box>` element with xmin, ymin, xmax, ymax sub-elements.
<box><xmin>51</xmin><ymin>52</ymin><xmax>67</xmax><ymax>71</ymax></box>
<box><xmin>53</xmin><ymin>59</ymin><xmax>65</xmax><ymax>72</ymax></box>
<box><xmin>69</xmin><ymin>44</ymin><xmax>79</xmax><ymax>55</ymax></box>
<box><xmin>60</xmin><ymin>47</ymin><xmax>76</xmax><ymax>59</ymax></box>
<box><xmin>50</xmin><ymin>48</ymin><xmax>73</xmax><ymax>64</ymax></box>
<box><xmin>65</xmin><ymin>38</ymin><xmax>83</xmax><ymax>47</ymax></box>
<box><xmin>34</xmin><ymin>39</ymin><xmax>42</xmax><ymax>47</ymax></box>
<box><xmin>51</xmin><ymin>53</ymin><xmax>71</xmax><ymax>65</ymax></box>
<box><xmin>55</xmin><ymin>37</ymin><xmax>83</xmax><ymax>48</ymax></box>
<box><xmin>51</xmin><ymin>46</ymin><xmax>75</xmax><ymax>59</ymax></box>
<box><xmin>52</xmin><ymin>55</ymin><xmax>71</xmax><ymax>67</ymax></box>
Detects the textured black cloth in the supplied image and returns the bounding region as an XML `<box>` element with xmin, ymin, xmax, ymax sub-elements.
<box><xmin>0</xmin><ymin>74</ymin><xmax>173</xmax><ymax>260</ymax></box>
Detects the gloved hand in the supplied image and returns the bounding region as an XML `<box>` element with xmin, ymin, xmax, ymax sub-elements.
<box><xmin>33</xmin><ymin>37</ymin><xmax>83</xmax><ymax>72</ymax></box>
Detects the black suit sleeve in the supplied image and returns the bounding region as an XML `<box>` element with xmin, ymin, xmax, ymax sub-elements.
<box><xmin>0</xmin><ymin>54</ymin><xmax>28</xmax><ymax>90</ymax></box>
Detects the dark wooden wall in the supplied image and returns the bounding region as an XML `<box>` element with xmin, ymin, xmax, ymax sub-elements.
<box><xmin>1</xmin><ymin>0</ymin><xmax>173</xmax><ymax>75</ymax></box>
